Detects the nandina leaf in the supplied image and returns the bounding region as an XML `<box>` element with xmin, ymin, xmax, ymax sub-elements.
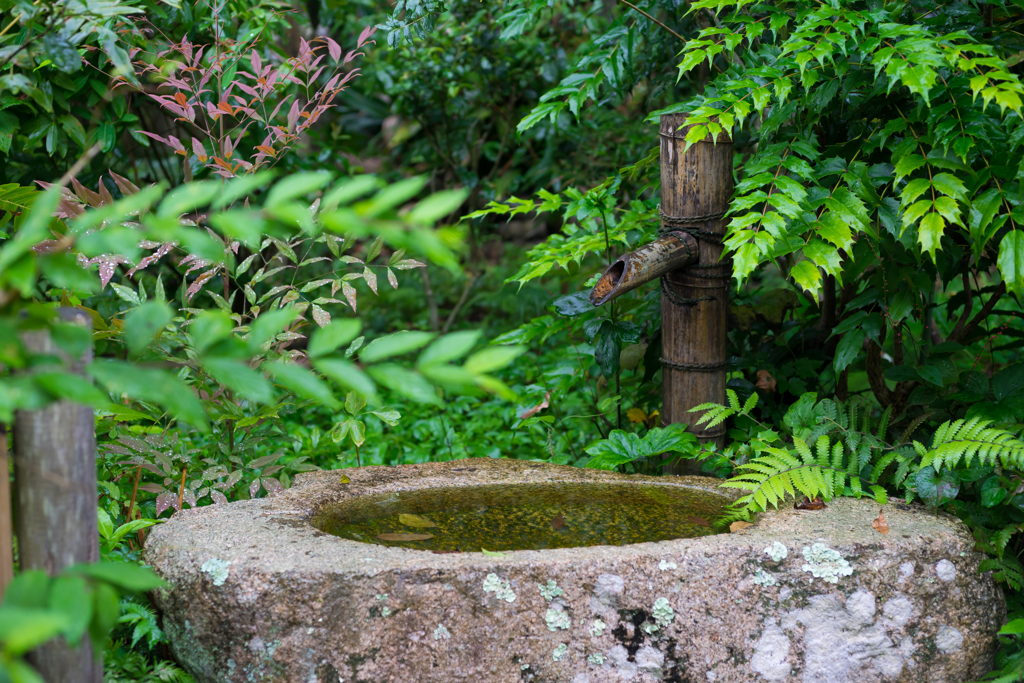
<box><xmin>377</xmin><ymin>533</ymin><xmax>434</xmax><ymax>541</ymax></box>
<box><xmin>399</xmin><ymin>514</ymin><xmax>436</xmax><ymax>528</ymax></box>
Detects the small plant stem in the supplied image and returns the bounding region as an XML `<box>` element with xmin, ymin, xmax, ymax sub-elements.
<box><xmin>355</xmin><ymin>444</ymin><xmax>361</xmax><ymax>468</ymax></box>
<box><xmin>601</xmin><ymin>209</ymin><xmax>623</xmax><ymax>432</ymax></box>
<box><xmin>178</xmin><ymin>467</ymin><xmax>187</xmax><ymax>511</ymax></box>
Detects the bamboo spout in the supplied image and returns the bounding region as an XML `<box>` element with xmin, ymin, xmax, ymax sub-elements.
<box><xmin>589</xmin><ymin>231</ymin><xmax>698</xmax><ymax>306</ymax></box>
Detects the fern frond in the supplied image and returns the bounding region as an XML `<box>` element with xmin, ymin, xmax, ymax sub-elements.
<box><xmin>727</xmin><ymin>389</ymin><xmax>741</xmax><ymax>412</ymax></box>
<box><xmin>690</xmin><ymin>402</ymin><xmax>734</xmax><ymax>427</ymax></box>
<box><xmin>980</xmin><ymin>555</ymin><xmax>1024</xmax><ymax>591</ymax></box>
<box><xmin>869</xmin><ymin>485</ymin><xmax>887</xmax><ymax>505</ymax></box>
<box><xmin>870</xmin><ymin>450</ymin><xmax>900</xmax><ymax>481</ymax></box>
<box><xmin>742</xmin><ymin>391</ymin><xmax>759</xmax><ymax>413</ymax></box>
<box><xmin>926</xmin><ymin>419</ymin><xmax>1024</xmax><ymax>471</ymax></box>
<box><xmin>877</xmin><ymin>405</ymin><xmax>891</xmax><ymax>442</ymax></box>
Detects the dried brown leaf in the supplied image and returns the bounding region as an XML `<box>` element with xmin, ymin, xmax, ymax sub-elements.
<box><xmin>872</xmin><ymin>509</ymin><xmax>889</xmax><ymax>535</ymax></box>
<box><xmin>519</xmin><ymin>391</ymin><xmax>551</xmax><ymax>420</ymax></box>
<box><xmin>729</xmin><ymin>521</ymin><xmax>753</xmax><ymax>533</ymax></box>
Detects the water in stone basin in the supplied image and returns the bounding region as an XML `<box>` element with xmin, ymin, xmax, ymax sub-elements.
<box><xmin>312</xmin><ymin>482</ymin><xmax>726</xmax><ymax>552</ymax></box>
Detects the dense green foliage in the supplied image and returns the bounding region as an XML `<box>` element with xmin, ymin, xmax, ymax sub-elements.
<box><xmin>4</xmin><ymin>0</ymin><xmax>1024</xmax><ymax>679</ymax></box>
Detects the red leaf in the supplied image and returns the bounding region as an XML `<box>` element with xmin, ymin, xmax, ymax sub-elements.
<box><xmin>357</xmin><ymin>25</ymin><xmax>377</xmax><ymax>48</ymax></box>
<box><xmin>251</xmin><ymin>49</ymin><xmax>261</xmax><ymax>74</ymax></box>
<box><xmin>327</xmin><ymin>37</ymin><xmax>342</xmax><ymax>61</ymax></box>
<box><xmin>155</xmin><ymin>492</ymin><xmax>175</xmax><ymax>517</ymax></box>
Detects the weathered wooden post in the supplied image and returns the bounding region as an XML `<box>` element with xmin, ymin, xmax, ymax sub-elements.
<box><xmin>0</xmin><ymin>427</ymin><xmax>12</xmax><ymax>597</ymax></box>
<box><xmin>591</xmin><ymin>114</ymin><xmax>733</xmax><ymax>474</ymax></box>
<box><xmin>13</xmin><ymin>308</ymin><xmax>102</xmax><ymax>682</ymax></box>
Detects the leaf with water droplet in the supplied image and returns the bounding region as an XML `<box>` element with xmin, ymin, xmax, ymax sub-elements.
<box><xmin>377</xmin><ymin>533</ymin><xmax>434</xmax><ymax>541</ymax></box>
<box><xmin>399</xmin><ymin>514</ymin><xmax>436</xmax><ymax>528</ymax></box>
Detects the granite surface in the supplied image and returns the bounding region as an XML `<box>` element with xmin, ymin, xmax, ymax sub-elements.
<box><xmin>145</xmin><ymin>458</ymin><xmax>1004</xmax><ymax>682</ymax></box>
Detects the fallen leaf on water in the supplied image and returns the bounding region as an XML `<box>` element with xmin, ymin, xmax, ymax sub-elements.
<box><xmin>481</xmin><ymin>548</ymin><xmax>509</xmax><ymax>557</ymax></box>
<box><xmin>687</xmin><ymin>516</ymin><xmax>710</xmax><ymax>527</ymax></box>
<box><xmin>729</xmin><ymin>521</ymin><xmax>753</xmax><ymax>533</ymax></box>
<box><xmin>399</xmin><ymin>513</ymin><xmax>437</xmax><ymax>528</ymax></box>
<box><xmin>551</xmin><ymin>513</ymin><xmax>565</xmax><ymax>531</ymax></box>
<box><xmin>795</xmin><ymin>497</ymin><xmax>827</xmax><ymax>510</ymax></box>
<box><xmin>377</xmin><ymin>533</ymin><xmax>434</xmax><ymax>541</ymax></box>
<box><xmin>872</xmin><ymin>509</ymin><xmax>889</xmax><ymax>535</ymax></box>
<box><xmin>520</xmin><ymin>391</ymin><xmax>551</xmax><ymax>420</ymax></box>
<box><xmin>339</xmin><ymin>475</ymin><xmax>351</xmax><ymax>484</ymax></box>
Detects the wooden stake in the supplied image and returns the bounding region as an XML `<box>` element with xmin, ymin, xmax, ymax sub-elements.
<box><xmin>659</xmin><ymin>114</ymin><xmax>733</xmax><ymax>473</ymax></box>
<box><xmin>13</xmin><ymin>308</ymin><xmax>102</xmax><ymax>682</ymax></box>
<box><xmin>0</xmin><ymin>428</ymin><xmax>12</xmax><ymax>599</ymax></box>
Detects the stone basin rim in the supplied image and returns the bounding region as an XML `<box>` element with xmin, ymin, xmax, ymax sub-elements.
<box><xmin>268</xmin><ymin>458</ymin><xmax>741</xmax><ymax>560</ymax></box>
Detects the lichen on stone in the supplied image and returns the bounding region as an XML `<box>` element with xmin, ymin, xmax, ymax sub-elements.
<box><xmin>652</xmin><ymin>597</ymin><xmax>675</xmax><ymax>628</ymax></box>
<box><xmin>376</xmin><ymin>593</ymin><xmax>388</xmax><ymax>601</ymax></box>
<box><xmin>935</xmin><ymin>559</ymin><xmax>957</xmax><ymax>582</ymax></box>
<box><xmin>483</xmin><ymin>573</ymin><xmax>516</xmax><ymax>602</ymax></box>
<box><xmin>539</xmin><ymin>579</ymin><xmax>563</xmax><ymax>601</ymax></box>
<box><xmin>200</xmin><ymin>558</ymin><xmax>231</xmax><ymax>586</ymax></box>
<box><xmin>433</xmin><ymin>625</ymin><xmax>450</xmax><ymax>641</ymax></box>
<box><xmin>753</xmin><ymin>568</ymin><xmax>777</xmax><ymax>587</ymax></box>
<box><xmin>765</xmin><ymin>541</ymin><xmax>788</xmax><ymax>562</ymax></box>
<box><xmin>588</xmin><ymin>653</ymin><xmax>606</xmax><ymax>666</ymax></box>
<box><xmin>546</xmin><ymin>607</ymin><xmax>571</xmax><ymax>631</ymax></box>
<box><xmin>801</xmin><ymin>543</ymin><xmax>853</xmax><ymax>583</ymax></box>
<box><xmin>658</xmin><ymin>560</ymin><xmax>677</xmax><ymax>571</ymax></box>
<box><xmin>590</xmin><ymin>619</ymin><xmax>606</xmax><ymax>637</ymax></box>
<box><xmin>380</xmin><ymin>606</ymin><xmax>391</xmax><ymax>617</ymax></box>
<box><xmin>641</xmin><ymin>622</ymin><xmax>659</xmax><ymax>635</ymax></box>
<box><xmin>553</xmin><ymin>643</ymin><xmax>568</xmax><ymax>661</ymax></box>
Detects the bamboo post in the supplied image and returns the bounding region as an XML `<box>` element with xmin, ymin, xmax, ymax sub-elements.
<box><xmin>13</xmin><ymin>308</ymin><xmax>102</xmax><ymax>683</ymax></box>
<box><xmin>659</xmin><ymin>114</ymin><xmax>733</xmax><ymax>473</ymax></box>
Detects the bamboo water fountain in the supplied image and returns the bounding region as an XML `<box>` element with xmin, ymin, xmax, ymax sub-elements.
<box><xmin>590</xmin><ymin>114</ymin><xmax>733</xmax><ymax>467</ymax></box>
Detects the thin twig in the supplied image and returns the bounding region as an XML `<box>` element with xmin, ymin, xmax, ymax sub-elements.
<box><xmin>441</xmin><ymin>273</ymin><xmax>479</xmax><ymax>334</ymax></box>
<box><xmin>616</xmin><ymin>0</ymin><xmax>685</xmax><ymax>42</ymax></box>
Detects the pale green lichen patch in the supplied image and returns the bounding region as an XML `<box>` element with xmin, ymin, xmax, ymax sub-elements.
<box><xmin>483</xmin><ymin>573</ymin><xmax>516</xmax><ymax>602</ymax></box>
<box><xmin>433</xmin><ymin>625</ymin><xmax>450</xmax><ymax>641</ymax></box>
<box><xmin>539</xmin><ymin>580</ymin><xmax>563</xmax><ymax>601</ymax></box>
<box><xmin>765</xmin><ymin>541</ymin><xmax>788</xmax><ymax>562</ymax></box>
<box><xmin>753</xmin><ymin>569</ymin><xmax>776</xmax><ymax>587</ymax></box>
<box><xmin>545</xmin><ymin>607</ymin><xmax>571</xmax><ymax>631</ymax></box>
<box><xmin>590</xmin><ymin>619</ymin><xmax>606</xmax><ymax>637</ymax></box>
<box><xmin>658</xmin><ymin>560</ymin><xmax>677</xmax><ymax>571</ymax></box>
<box><xmin>641</xmin><ymin>622</ymin><xmax>659</xmax><ymax>635</ymax></box>
<box><xmin>552</xmin><ymin>644</ymin><xmax>568</xmax><ymax>661</ymax></box>
<box><xmin>588</xmin><ymin>653</ymin><xmax>606</xmax><ymax>666</ymax></box>
<box><xmin>653</xmin><ymin>597</ymin><xmax>674</xmax><ymax>628</ymax></box>
<box><xmin>200</xmin><ymin>558</ymin><xmax>231</xmax><ymax>586</ymax></box>
<box><xmin>376</xmin><ymin>593</ymin><xmax>388</xmax><ymax>601</ymax></box>
<box><xmin>801</xmin><ymin>543</ymin><xmax>852</xmax><ymax>583</ymax></box>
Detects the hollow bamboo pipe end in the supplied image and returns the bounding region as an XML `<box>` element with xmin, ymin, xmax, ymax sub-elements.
<box><xmin>589</xmin><ymin>232</ymin><xmax>698</xmax><ymax>306</ymax></box>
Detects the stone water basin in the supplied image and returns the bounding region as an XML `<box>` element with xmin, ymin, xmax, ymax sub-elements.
<box><xmin>145</xmin><ymin>458</ymin><xmax>1003</xmax><ymax>683</ymax></box>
